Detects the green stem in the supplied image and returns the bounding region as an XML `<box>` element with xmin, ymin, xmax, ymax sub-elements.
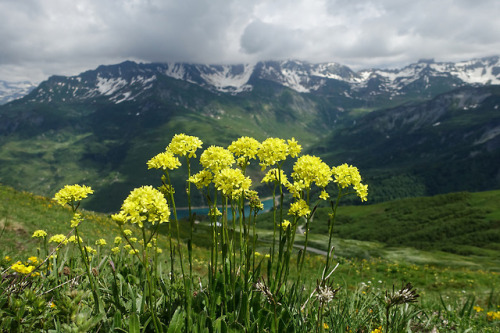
<box><xmin>323</xmin><ymin>188</ymin><xmax>343</xmax><ymax>282</ymax></box>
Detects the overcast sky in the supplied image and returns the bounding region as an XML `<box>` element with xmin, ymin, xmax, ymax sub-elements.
<box><xmin>1</xmin><ymin>0</ymin><xmax>499</xmax><ymax>82</ymax></box>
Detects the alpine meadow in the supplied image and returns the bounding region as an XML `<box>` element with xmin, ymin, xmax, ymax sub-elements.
<box><xmin>1</xmin><ymin>57</ymin><xmax>499</xmax><ymax>332</ymax></box>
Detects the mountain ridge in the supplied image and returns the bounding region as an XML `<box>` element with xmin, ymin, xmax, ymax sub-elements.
<box><xmin>3</xmin><ymin>56</ymin><xmax>499</xmax><ymax>106</ymax></box>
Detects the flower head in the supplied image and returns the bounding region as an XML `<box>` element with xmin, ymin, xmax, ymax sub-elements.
<box><xmin>49</xmin><ymin>234</ymin><xmax>67</xmax><ymax>245</ymax></box>
<box><xmin>200</xmin><ymin>146</ymin><xmax>235</xmax><ymax>172</ymax></box>
<box><xmin>288</xmin><ymin>199</ymin><xmax>311</xmax><ymax>217</ymax></box>
<box><xmin>54</xmin><ymin>184</ymin><xmax>93</xmax><ymax>207</ymax></box>
<box><xmin>117</xmin><ymin>186</ymin><xmax>170</xmax><ymax>228</ymax></box>
<box><xmin>213</xmin><ymin>168</ymin><xmax>251</xmax><ymax>199</ymax></box>
<box><xmin>95</xmin><ymin>239</ymin><xmax>107</xmax><ymax>246</ymax></box>
<box><xmin>70</xmin><ymin>212</ymin><xmax>83</xmax><ymax>228</ymax></box>
<box><xmin>188</xmin><ymin>169</ymin><xmax>213</xmax><ymax>189</ymax></box>
<box><xmin>147</xmin><ymin>151</ymin><xmax>181</xmax><ymax>171</ymax></box>
<box><xmin>32</xmin><ymin>230</ymin><xmax>47</xmax><ymax>238</ymax></box>
<box><xmin>287</xmin><ymin>138</ymin><xmax>302</xmax><ymax>157</ymax></box>
<box><xmin>257</xmin><ymin>138</ymin><xmax>289</xmax><ymax>170</ymax></box>
<box><xmin>228</xmin><ymin>136</ymin><xmax>261</xmax><ymax>160</ymax></box>
<box><xmin>261</xmin><ymin>168</ymin><xmax>289</xmax><ymax>185</ymax></box>
<box><xmin>332</xmin><ymin>164</ymin><xmax>368</xmax><ymax>201</ymax></box>
<box><xmin>11</xmin><ymin>261</ymin><xmax>35</xmax><ymax>274</ymax></box>
<box><xmin>167</xmin><ymin>133</ymin><xmax>203</xmax><ymax>158</ymax></box>
<box><xmin>246</xmin><ymin>190</ymin><xmax>264</xmax><ymax>211</ymax></box>
<box><xmin>291</xmin><ymin>155</ymin><xmax>332</xmax><ymax>189</ymax></box>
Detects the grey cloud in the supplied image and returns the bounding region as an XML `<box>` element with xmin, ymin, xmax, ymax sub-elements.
<box><xmin>0</xmin><ymin>0</ymin><xmax>499</xmax><ymax>81</ymax></box>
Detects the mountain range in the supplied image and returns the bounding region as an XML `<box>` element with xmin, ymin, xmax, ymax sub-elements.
<box><xmin>1</xmin><ymin>56</ymin><xmax>499</xmax><ymax>211</ymax></box>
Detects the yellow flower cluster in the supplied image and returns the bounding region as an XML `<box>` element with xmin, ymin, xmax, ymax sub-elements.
<box><xmin>261</xmin><ymin>168</ymin><xmax>289</xmax><ymax>185</ymax></box>
<box><xmin>291</xmin><ymin>155</ymin><xmax>332</xmax><ymax>190</ymax></box>
<box><xmin>49</xmin><ymin>234</ymin><xmax>67</xmax><ymax>244</ymax></box>
<box><xmin>332</xmin><ymin>164</ymin><xmax>368</xmax><ymax>202</ymax></box>
<box><xmin>213</xmin><ymin>168</ymin><xmax>252</xmax><ymax>199</ymax></box>
<box><xmin>95</xmin><ymin>239</ymin><xmax>107</xmax><ymax>246</ymax></box>
<box><xmin>257</xmin><ymin>138</ymin><xmax>291</xmax><ymax>170</ymax></box>
<box><xmin>167</xmin><ymin>133</ymin><xmax>203</xmax><ymax>158</ymax></box>
<box><xmin>188</xmin><ymin>170</ymin><xmax>213</xmax><ymax>189</ymax></box>
<box><xmin>487</xmin><ymin>311</ymin><xmax>500</xmax><ymax>321</ymax></box>
<box><xmin>200</xmin><ymin>146</ymin><xmax>235</xmax><ymax>172</ymax></box>
<box><xmin>147</xmin><ymin>151</ymin><xmax>181</xmax><ymax>171</ymax></box>
<box><xmin>228</xmin><ymin>136</ymin><xmax>261</xmax><ymax>160</ymax></box>
<box><xmin>371</xmin><ymin>326</ymin><xmax>383</xmax><ymax>333</ymax></box>
<box><xmin>11</xmin><ymin>261</ymin><xmax>35</xmax><ymax>274</ymax></box>
<box><xmin>246</xmin><ymin>190</ymin><xmax>264</xmax><ymax>211</ymax></box>
<box><xmin>112</xmin><ymin>186</ymin><xmax>170</xmax><ymax>228</ymax></box>
<box><xmin>32</xmin><ymin>230</ymin><xmax>47</xmax><ymax>238</ymax></box>
<box><xmin>68</xmin><ymin>235</ymin><xmax>83</xmax><ymax>244</ymax></box>
<box><xmin>70</xmin><ymin>213</ymin><xmax>83</xmax><ymax>228</ymax></box>
<box><xmin>53</xmin><ymin>184</ymin><xmax>93</xmax><ymax>206</ymax></box>
<box><xmin>288</xmin><ymin>199</ymin><xmax>311</xmax><ymax>217</ymax></box>
<box><xmin>27</xmin><ymin>256</ymin><xmax>39</xmax><ymax>265</ymax></box>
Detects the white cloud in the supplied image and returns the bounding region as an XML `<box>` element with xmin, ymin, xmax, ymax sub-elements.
<box><xmin>0</xmin><ymin>0</ymin><xmax>499</xmax><ymax>82</ymax></box>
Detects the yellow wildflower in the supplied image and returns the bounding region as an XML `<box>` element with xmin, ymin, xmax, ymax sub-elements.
<box><xmin>228</xmin><ymin>136</ymin><xmax>261</xmax><ymax>160</ymax></box>
<box><xmin>167</xmin><ymin>133</ymin><xmax>203</xmax><ymax>158</ymax></box>
<box><xmin>319</xmin><ymin>190</ymin><xmax>330</xmax><ymax>200</ymax></box>
<box><xmin>332</xmin><ymin>163</ymin><xmax>368</xmax><ymax>201</ymax></box>
<box><xmin>213</xmin><ymin>168</ymin><xmax>252</xmax><ymax>199</ymax></box>
<box><xmin>114</xmin><ymin>236</ymin><xmax>122</xmax><ymax>245</ymax></box>
<box><xmin>123</xmin><ymin>229</ymin><xmax>133</xmax><ymax>236</ymax></box>
<box><xmin>27</xmin><ymin>256</ymin><xmax>39</xmax><ymax>265</ymax></box>
<box><xmin>11</xmin><ymin>261</ymin><xmax>35</xmax><ymax>274</ymax></box>
<box><xmin>257</xmin><ymin>137</ymin><xmax>289</xmax><ymax>170</ymax></box>
<box><xmin>371</xmin><ymin>326</ymin><xmax>383</xmax><ymax>333</ymax></box>
<box><xmin>323</xmin><ymin>323</ymin><xmax>329</xmax><ymax>330</ymax></box>
<box><xmin>288</xmin><ymin>199</ymin><xmax>311</xmax><ymax>217</ymax></box>
<box><xmin>200</xmin><ymin>146</ymin><xmax>235</xmax><ymax>172</ymax></box>
<box><xmin>49</xmin><ymin>234</ymin><xmax>67</xmax><ymax>245</ymax></box>
<box><xmin>473</xmin><ymin>305</ymin><xmax>484</xmax><ymax>312</ymax></box>
<box><xmin>118</xmin><ymin>186</ymin><xmax>170</xmax><ymax>228</ymax></box>
<box><xmin>246</xmin><ymin>190</ymin><xmax>264</xmax><ymax>211</ymax></box>
<box><xmin>281</xmin><ymin>219</ymin><xmax>291</xmax><ymax>230</ymax></box>
<box><xmin>48</xmin><ymin>301</ymin><xmax>56</xmax><ymax>309</ymax></box>
<box><xmin>287</xmin><ymin>138</ymin><xmax>302</xmax><ymax>157</ymax></box>
<box><xmin>487</xmin><ymin>311</ymin><xmax>500</xmax><ymax>321</ymax></box>
<box><xmin>188</xmin><ymin>169</ymin><xmax>213</xmax><ymax>189</ymax></box>
<box><xmin>129</xmin><ymin>249</ymin><xmax>139</xmax><ymax>255</ymax></box>
<box><xmin>84</xmin><ymin>246</ymin><xmax>96</xmax><ymax>255</ymax></box>
<box><xmin>156</xmin><ymin>248</ymin><xmax>163</xmax><ymax>254</ymax></box>
<box><xmin>67</xmin><ymin>235</ymin><xmax>83</xmax><ymax>244</ymax></box>
<box><xmin>4</xmin><ymin>256</ymin><xmax>11</xmax><ymax>262</ymax></box>
<box><xmin>123</xmin><ymin>244</ymin><xmax>132</xmax><ymax>251</ymax></box>
<box><xmin>70</xmin><ymin>212</ymin><xmax>83</xmax><ymax>228</ymax></box>
<box><xmin>32</xmin><ymin>230</ymin><xmax>47</xmax><ymax>238</ymax></box>
<box><xmin>111</xmin><ymin>247</ymin><xmax>120</xmax><ymax>254</ymax></box>
<box><xmin>53</xmin><ymin>184</ymin><xmax>93</xmax><ymax>207</ymax></box>
<box><xmin>261</xmin><ymin>168</ymin><xmax>289</xmax><ymax>185</ymax></box>
<box><xmin>208</xmin><ymin>207</ymin><xmax>222</xmax><ymax>217</ymax></box>
<box><xmin>291</xmin><ymin>155</ymin><xmax>332</xmax><ymax>189</ymax></box>
<box><xmin>147</xmin><ymin>151</ymin><xmax>181</xmax><ymax>170</ymax></box>
<box><xmin>95</xmin><ymin>239</ymin><xmax>107</xmax><ymax>246</ymax></box>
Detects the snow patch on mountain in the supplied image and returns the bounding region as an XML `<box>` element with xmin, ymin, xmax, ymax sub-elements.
<box><xmin>96</xmin><ymin>75</ymin><xmax>128</xmax><ymax>96</ymax></box>
<box><xmin>199</xmin><ymin>64</ymin><xmax>254</xmax><ymax>94</ymax></box>
<box><xmin>0</xmin><ymin>80</ymin><xmax>37</xmax><ymax>104</ymax></box>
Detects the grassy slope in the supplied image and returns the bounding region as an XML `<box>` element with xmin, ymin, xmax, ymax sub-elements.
<box><xmin>251</xmin><ymin>190</ymin><xmax>500</xmax><ymax>271</ymax></box>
